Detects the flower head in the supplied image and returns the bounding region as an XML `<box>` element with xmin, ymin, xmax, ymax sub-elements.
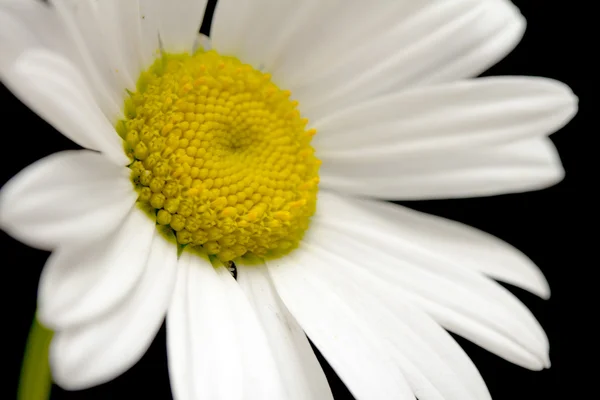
<box><xmin>124</xmin><ymin>50</ymin><xmax>320</xmax><ymax>261</ymax></box>
<box><xmin>0</xmin><ymin>0</ymin><xmax>577</xmax><ymax>399</ymax></box>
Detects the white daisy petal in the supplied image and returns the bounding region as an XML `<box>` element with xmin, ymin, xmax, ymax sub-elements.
<box><xmin>52</xmin><ymin>0</ymin><xmax>126</xmax><ymax>120</ymax></box>
<box><xmin>383</xmin><ymin>299</ymin><xmax>492</xmax><ymax>400</ymax></box>
<box><xmin>52</xmin><ymin>0</ymin><xmax>165</xmax><ymax>111</ymax></box>
<box><xmin>212</xmin><ymin>0</ymin><xmax>523</xmax><ymax>111</ymax></box>
<box><xmin>211</xmin><ymin>0</ymin><xmax>326</xmax><ymax>71</ymax></box>
<box><xmin>236</xmin><ymin>261</ymin><xmax>334</xmax><ymax>400</ymax></box>
<box><xmin>321</xmin><ymin>137</ymin><xmax>565</xmax><ymax>199</ymax></box>
<box><xmin>266</xmin><ymin>260</ymin><xmax>414</xmax><ymax>400</ymax></box>
<box><xmin>37</xmin><ymin>207</ymin><xmax>155</xmax><ymax>331</ymax></box>
<box><xmin>49</xmin><ymin>230</ymin><xmax>178</xmax><ymax>390</ymax></box>
<box><xmin>309</xmin><ymin>224</ymin><xmax>549</xmax><ymax>370</ymax></box>
<box><xmin>93</xmin><ymin>0</ymin><xmax>145</xmax><ymax>87</ymax></box>
<box><xmin>315</xmin><ymin>76</ymin><xmax>577</xmax><ymax>155</ymax></box>
<box><xmin>137</xmin><ymin>0</ymin><xmax>161</xmax><ymax>67</ymax></box>
<box><xmin>278</xmin><ymin>0</ymin><xmax>525</xmax><ymax>119</ymax></box>
<box><xmin>271</xmin><ymin>243</ymin><xmax>489</xmax><ymax>400</ymax></box>
<box><xmin>332</xmin><ymin>193</ymin><xmax>550</xmax><ymax>298</ymax></box>
<box><xmin>314</xmin><ymin>192</ymin><xmax>550</xmax><ymax>370</ymax></box>
<box><xmin>269</xmin><ymin>0</ymin><xmax>423</xmax><ymax>87</ymax></box>
<box><xmin>0</xmin><ymin>150</ymin><xmax>136</xmax><ymax>251</ymax></box>
<box><xmin>167</xmin><ymin>252</ymin><xmax>286</xmax><ymax>400</ymax></box>
<box><xmin>418</xmin><ymin>0</ymin><xmax>526</xmax><ymax>85</ymax></box>
<box><xmin>5</xmin><ymin>49</ymin><xmax>129</xmax><ymax>165</ymax></box>
<box><xmin>155</xmin><ymin>0</ymin><xmax>208</xmax><ymax>53</ymax></box>
<box><xmin>193</xmin><ymin>33</ymin><xmax>212</xmax><ymax>53</ymax></box>
<box><xmin>0</xmin><ymin>0</ymin><xmax>72</xmax><ymax>71</ymax></box>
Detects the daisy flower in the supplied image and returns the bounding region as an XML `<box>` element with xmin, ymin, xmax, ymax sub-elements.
<box><xmin>0</xmin><ymin>0</ymin><xmax>577</xmax><ymax>399</ymax></box>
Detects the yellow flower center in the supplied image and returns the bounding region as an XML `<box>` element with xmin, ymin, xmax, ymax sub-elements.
<box><xmin>118</xmin><ymin>50</ymin><xmax>320</xmax><ymax>262</ymax></box>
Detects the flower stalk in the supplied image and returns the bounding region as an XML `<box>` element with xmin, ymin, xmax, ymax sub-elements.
<box><xmin>18</xmin><ymin>316</ymin><xmax>53</xmax><ymax>400</ymax></box>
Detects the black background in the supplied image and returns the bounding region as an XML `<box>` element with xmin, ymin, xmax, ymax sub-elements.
<box><xmin>1</xmin><ymin>0</ymin><xmax>590</xmax><ymax>399</ymax></box>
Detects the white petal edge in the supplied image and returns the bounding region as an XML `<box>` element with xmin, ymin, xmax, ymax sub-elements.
<box><xmin>52</xmin><ymin>0</ymin><xmax>126</xmax><ymax>121</ymax></box>
<box><xmin>155</xmin><ymin>0</ymin><xmax>208</xmax><ymax>53</ymax></box>
<box><xmin>269</xmin><ymin>244</ymin><xmax>492</xmax><ymax>400</ymax></box>
<box><xmin>93</xmin><ymin>0</ymin><xmax>146</xmax><ymax>88</ymax></box>
<box><xmin>322</xmin><ymin>191</ymin><xmax>550</xmax><ymax>298</ymax></box>
<box><xmin>266</xmin><ymin>255</ymin><xmax>415</xmax><ymax>400</ymax></box>
<box><xmin>167</xmin><ymin>252</ymin><xmax>286</xmax><ymax>400</ymax></box>
<box><xmin>283</xmin><ymin>0</ymin><xmax>526</xmax><ymax>120</ymax></box>
<box><xmin>211</xmin><ymin>0</ymin><xmax>333</xmax><ymax>71</ymax></box>
<box><xmin>314</xmin><ymin>76</ymin><xmax>577</xmax><ymax>156</ymax></box>
<box><xmin>236</xmin><ymin>260</ymin><xmax>334</xmax><ymax>400</ymax></box>
<box><xmin>0</xmin><ymin>150</ymin><xmax>136</xmax><ymax>250</ymax></box>
<box><xmin>0</xmin><ymin>0</ymin><xmax>135</xmax><ymax>133</ymax></box>
<box><xmin>193</xmin><ymin>33</ymin><xmax>212</xmax><ymax>53</ymax></box>
<box><xmin>37</xmin><ymin>207</ymin><xmax>155</xmax><ymax>330</ymax></box>
<box><xmin>418</xmin><ymin>0</ymin><xmax>526</xmax><ymax>85</ymax></box>
<box><xmin>5</xmin><ymin>49</ymin><xmax>129</xmax><ymax>165</ymax></box>
<box><xmin>50</xmin><ymin>230</ymin><xmax>178</xmax><ymax>390</ymax></box>
<box><xmin>0</xmin><ymin>0</ymin><xmax>74</xmax><ymax>72</ymax></box>
<box><xmin>313</xmin><ymin>193</ymin><xmax>551</xmax><ymax>369</ymax></box>
<box><xmin>54</xmin><ymin>0</ymin><xmax>166</xmax><ymax>114</ymax></box>
<box><xmin>211</xmin><ymin>0</ymin><xmax>524</xmax><ymax>116</ymax></box>
<box><xmin>137</xmin><ymin>0</ymin><xmax>161</xmax><ymax>68</ymax></box>
<box><xmin>304</xmin><ymin>225</ymin><xmax>549</xmax><ymax>370</ymax></box>
<box><xmin>320</xmin><ymin>137</ymin><xmax>565</xmax><ymax>200</ymax></box>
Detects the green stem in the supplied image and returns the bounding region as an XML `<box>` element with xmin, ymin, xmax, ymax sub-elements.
<box><xmin>18</xmin><ymin>317</ymin><xmax>53</xmax><ymax>400</ymax></box>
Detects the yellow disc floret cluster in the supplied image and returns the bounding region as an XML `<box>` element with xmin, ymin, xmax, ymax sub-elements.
<box><xmin>118</xmin><ymin>50</ymin><xmax>320</xmax><ymax>261</ymax></box>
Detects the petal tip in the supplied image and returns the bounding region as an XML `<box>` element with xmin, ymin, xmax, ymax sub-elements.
<box><xmin>499</xmin><ymin>0</ymin><xmax>527</xmax><ymax>36</ymax></box>
<box><xmin>538</xmin><ymin>282</ymin><xmax>552</xmax><ymax>301</ymax></box>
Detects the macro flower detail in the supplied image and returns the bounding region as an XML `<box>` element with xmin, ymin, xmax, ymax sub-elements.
<box><xmin>0</xmin><ymin>0</ymin><xmax>577</xmax><ymax>400</ymax></box>
<box><xmin>123</xmin><ymin>51</ymin><xmax>319</xmax><ymax>261</ymax></box>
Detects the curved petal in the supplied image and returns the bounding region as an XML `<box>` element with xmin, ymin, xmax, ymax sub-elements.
<box><xmin>167</xmin><ymin>252</ymin><xmax>286</xmax><ymax>400</ymax></box>
<box><xmin>0</xmin><ymin>0</ymin><xmax>125</xmax><ymax>121</ymax></box>
<box><xmin>212</xmin><ymin>0</ymin><xmax>524</xmax><ymax>118</ymax></box>
<box><xmin>327</xmin><ymin>192</ymin><xmax>550</xmax><ymax>298</ymax></box>
<box><xmin>2</xmin><ymin>0</ymin><xmax>163</xmax><ymax>122</ymax></box>
<box><xmin>286</xmin><ymin>0</ymin><xmax>524</xmax><ymax>120</ymax></box>
<box><xmin>137</xmin><ymin>0</ymin><xmax>161</xmax><ymax>67</ymax></box>
<box><xmin>315</xmin><ymin>76</ymin><xmax>577</xmax><ymax>155</ymax></box>
<box><xmin>212</xmin><ymin>0</ymin><xmax>336</xmax><ymax>72</ymax></box>
<box><xmin>155</xmin><ymin>0</ymin><xmax>208</xmax><ymax>53</ymax></box>
<box><xmin>92</xmin><ymin>0</ymin><xmax>146</xmax><ymax>86</ymax></box>
<box><xmin>236</xmin><ymin>260</ymin><xmax>334</xmax><ymax>400</ymax></box>
<box><xmin>37</xmin><ymin>207</ymin><xmax>155</xmax><ymax>330</ymax></box>
<box><xmin>266</xmin><ymin>259</ymin><xmax>414</xmax><ymax>400</ymax></box>
<box><xmin>50</xmin><ymin>230</ymin><xmax>178</xmax><ymax>390</ymax></box>
<box><xmin>417</xmin><ymin>0</ymin><xmax>526</xmax><ymax>85</ymax></box>
<box><xmin>52</xmin><ymin>0</ymin><xmax>126</xmax><ymax>120</ymax></box>
<box><xmin>312</xmin><ymin>193</ymin><xmax>551</xmax><ymax>370</ymax></box>
<box><xmin>321</xmin><ymin>138</ymin><xmax>565</xmax><ymax>199</ymax></box>
<box><xmin>269</xmin><ymin>244</ymin><xmax>490</xmax><ymax>400</ymax></box>
<box><xmin>0</xmin><ymin>0</ymin><xmax>73</xmax><ymax>71</ymax></box>
<box><xmin>0</xmin><ymin>151</ymin><xmax>136</xmax><ymax>250</ymax></box>
<box><xmin>5</xmin><ymin>49</ymin><xmax>129</xmax><ymax>165</ymax></box>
